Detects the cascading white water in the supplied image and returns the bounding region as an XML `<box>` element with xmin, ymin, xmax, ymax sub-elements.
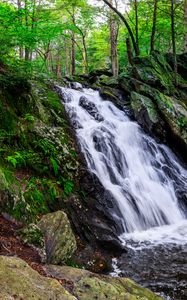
<box><xmin>59</xmin><ymin>85</ymin><xmax>187</xmax><ymax>245</ymax></box>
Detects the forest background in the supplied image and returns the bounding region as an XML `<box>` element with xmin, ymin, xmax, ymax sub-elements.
<box><xmin>0</xmin><ymin>0</ymin><xmax>186</xmax><ymax>80</ymax></box>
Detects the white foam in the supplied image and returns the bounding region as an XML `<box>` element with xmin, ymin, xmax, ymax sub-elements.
<box><xmin>59</xmin><ymin>86</ymin><xmax>187</xmax><ymax>244</ymax></box>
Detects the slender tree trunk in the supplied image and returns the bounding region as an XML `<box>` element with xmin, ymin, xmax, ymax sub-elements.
<box><xmin>150</xmin><ymin>0</ymin><xmax>158</xmax><ymax>53</ymax></box>
<box><xmin>71</xmin><ymin>33</ymin><xmax>76</xmax><ymax>76</ymax></box>
<box><xmin>56</xmin><ymin>51</ymin><xmax>62</xmax><ymax>78</ymax></box>
<box><xmin>134</xmin><ymin>0</ymin><xmax>139</xmax><ymax>53</ymax></box>
<box><xmin>82</xmin><ymin>35</ymin><xmax>88</xmax><ymax>74</ymax></box>
<box><xmin>126</xmin><ymin>38</ymin><xmax>133</xmax><ymax>65</ymax></box>
<box><xmin>24</xmin><ymin>0</ymin><xmax>30</xmax><ymax>61</ymax></box>
<box><xmin>102</xmin><ymin>0</ymin><xmax>139</xmax><ymax>56</ymax></box>
<box><xmin>17</xmin><ymin>0</ymin><xmax>24</xmax><ymax>59</ymax></box>
<box><xmin>185</xmin><ymin>0</ymin><xmax>187</xmax><ymax>52</ymax></box>
<box><xmin>171</xmin><ymin>0</ymin><xmax>177</xmax><ymax>84</ymax></box>
<box><xmin>109</xmin><ymin>0</ymin><xmax>119</xmax><ymax>76</ymax></box>
<box><xmin>65</xmin><ymin>38</ymin><xmax>69</xmax><ymax>76</ymax></box>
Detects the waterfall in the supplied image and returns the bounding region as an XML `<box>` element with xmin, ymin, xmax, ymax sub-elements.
<box><xmin>58</xmin><ymin>86</ymin><xmax>187</xmax><ymax>245</ymax></box>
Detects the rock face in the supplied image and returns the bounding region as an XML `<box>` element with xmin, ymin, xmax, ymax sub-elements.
<box><xmin>74</xmin><ymin>54</ymin><xmax>187</xmax><ymax>161</ymax></box>
<box><xmin>38</xmin><ymin>211</ymin><xmax>77</xmax><ymax>264</ymax></box>
<box><xmin>45</xmin><ymin>264</ymin><xmax>163</xmax><ymax>300</ymax></box>
<box><xmin>131</xmin><ymin>91</ymin><xmax>166</xmax><ymax>140</ymax></box>
<box><xmin>0</xmin><ymin>256</ymin><xmax>76</xmax><ymax>300</ymax></box>
<box><xmin>66</xmin><ymin>171</ymin><xmax>126</xmax><ymax>254</ymax></box>
<box><xmin>122</xmin><ymin>54</ymin><xmax>187</xmax><ymax>155</ymax></box>
<box><xmin>0</xmin><ymin>255</ymin><xmax>163</xmax><ymax>300</ymax></box>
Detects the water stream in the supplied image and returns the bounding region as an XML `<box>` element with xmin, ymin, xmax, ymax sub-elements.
<box><xmin>58</xmin><ymin>85</ymin><xmax>187</xmax><ymax>299</ymax></box>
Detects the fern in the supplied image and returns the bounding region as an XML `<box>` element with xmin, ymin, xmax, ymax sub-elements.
<box><xmin>50</xmin><ymin>157</ymin><xmax>59</xmax><ymax>176</ymax></box>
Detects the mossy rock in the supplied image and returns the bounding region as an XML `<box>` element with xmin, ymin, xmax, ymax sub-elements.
<box><xmin>139</xmin><ymin>84</ymin><xmax>187</xmax><ymax>146</ymax></box>
<box><xmin>45</xmin><ymin>265</ymin><xmax>164</xmax><ymax>300</ymax></box>
<box><xmin>99</xmin><ymin>75</ymin><xmax>119</xmax><ymax>87</ymax></box>
<box><xmin>0</xmin><ymin>256</ymin><xmax>76</xmax><ymax>300</ymax></box>
<box><xmin>38</xmin><ymin>211</ymin><xmax>77</xmax><ymax>264</ymax></box>
<box><xmin>131</xmin><ymin>91</ymin><xmax>166</xmax><ymax>140</ymax></box>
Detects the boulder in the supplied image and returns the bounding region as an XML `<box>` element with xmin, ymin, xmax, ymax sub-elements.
<box><xmin>79</xmin><ymin>96</ymin><xmax>104</xmax><ymax>121</ymax></box>
<box><xmin>0</xmin><ymin>256</ymin><xmax>76</xmax><ymax>300</ymax></box>
<box><xmin>65</xmin><ymin>171</ymin><xmax>127</xmax><ymax>254</ymax></box>
<box><xmin>139</xmin><ymin>84</ymin><xmax>187</xmax><ymax>150</ymax></box>
<box><xmin>38</xmin><ymin>211</ymin><xmax>77</xmax><ymax>264</ymax></box>
<box><xmin>45</xmin><ymin>264</ymin><xmax>164</xmax><ymax>300</ymax></box>
<box><xmin>131</xmin><ymin>91</ymin><xmax>166</xmax><ymax>140</ymax></box>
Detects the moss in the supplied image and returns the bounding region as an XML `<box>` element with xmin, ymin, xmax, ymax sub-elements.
<box><xmin>0</xmin><ymin>256</ymin><xmax>76</xmax><ymax>300</ymax></box>
<box><xmin>131</xmin><ymin>91</ymin><xmax>159</xmax><ymax>124</ymax></box>
<box><xmin>0</xmin><ymin>73</ymin><xmax>80</xmax><ymax>223</ymax></box>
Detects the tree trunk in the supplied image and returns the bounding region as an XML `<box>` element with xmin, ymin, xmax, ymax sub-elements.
<box><xmin>150</xmin><ymin>0</ymin><xmax>158</xmax><ymax>53</ymax></box>
<box><xmin>17</xmin><ymin>0</ymin><xmax>24</xmax><ymax>59</ymax></box>
<box><xmin>82</xmin><ymin>35</ymin><xmax>88</xmax><ymax>74</ymax></box>
<box><xmin>171</xmin><ymin>0</ymin><xmax>177</xmax><ymax>84</ymax></box>
<box><xmin>24</xmin><ymin>0</ymin><xmax>30</xmax><ymax>61</ymax></box>
<box><xmin>134</xmin><ymin>0</ymin><xmax>139</xmax><ymax>53</ymax></box>
<box><xmin>109</xmin><ymin>0</ymin><xmax>119</xmax><ymax>76</ymax></box>
<box><xmin>126</xmin><ymin>37</ymin><xmax>133</xmax><ymax>65</ymax></box>
<box><xmin>56</xmin><ymin>52</ymin><xmax>62</xmax><ymax>78</ymax></box>
<box><xmin>185</xmin><ymin>0</ymin><xmax>187</xmax><ymax>52</ymax></box>
<box><xmin>102</xmin><ymin>0</ymin><xmax>139</xmax><ymax>56</ymax></box>
<box><xmin>70</xmin><ymin>33</ymin><xmax>76</xmax><ymax>76</ymax></box>
<box><xmin>65</xmin><ymin>38</ymin><xmax>69</xmax><ymax>76</ymax></box>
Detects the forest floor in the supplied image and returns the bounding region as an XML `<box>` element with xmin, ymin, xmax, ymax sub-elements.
<box><xmin>0</xmin><ymin>214</ymin><xmax>46</xmax><ymax>276</ymax></box>
<box><xmin>0</xmin><ymin>214</ymin><xmax>76</xmax><ymax>291</ymax></box>
<box><xmin>0</xmin><ymin>213</ymin><xmax>107</xmax><ymax>288</ymax></box>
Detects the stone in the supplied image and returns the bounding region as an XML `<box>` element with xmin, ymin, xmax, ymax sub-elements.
<box><xmin>139</xmin><ymin>84</ymin><xmax>187</xmax><ymax>148</ymax></box>
<box><xmin>131</xmin><ymin>91</ymin><xmax>166</xmax><ymax>140</ymax></box>
<box><xmin>79</xmin><ymin>96</ymin><xmax>104</xmax><ymax>122</ymax></box>
<box><xmin>45</xmin><ymin>264</ymin><xmax>164</xmax><ymax>300</ymax></box>
<box><xmin>0</xmin><ymin>256</ymin><xmax>76</xmax><ymax>300</ymax></box>
<box><xmin>38</xmin><ymin>211</ymin><xmax>77</xmax><ymax>264</ymax></box>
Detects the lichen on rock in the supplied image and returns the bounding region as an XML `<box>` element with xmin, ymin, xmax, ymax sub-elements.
<box><xmin>38</xmin><ymin>210</ymin><xmax>77</xmax><ymax>264</ymax></box>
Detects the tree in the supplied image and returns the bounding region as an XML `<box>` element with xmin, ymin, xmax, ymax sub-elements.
<box><xmin>185</xmin><ymin>0</ymin><xmax>187</xmax><ymax>52</ymax></box>
<box><xmin>171</xmin><ymin>0</ymin><xmax>177</xmax><ymax>84</ymax></box>
<box><xmin>109</xmin><ymin>0</ymin><xmax>119</xmax><ymax>76</ymax></box>
<box><xmin>150</xmin><ymin>0</ymin><xmax>158</xmax><ymax>53</ymax></box>
<box><xmin>102</xmin><ymin>0</ymin><xmax>140</xmax><ymax>56</ymax></box>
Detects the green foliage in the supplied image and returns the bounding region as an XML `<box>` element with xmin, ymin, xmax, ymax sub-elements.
<box><xmin>50</xmin><ymin>157</ymin><xmax>59</xmax><ymax>176</ymax></box>
<box><xmin>63</xmin><ymin>179</ymin><xmax>74</xmax><ymax>195</ymax></box>
<box><xmin>7</xmin><ymin>152</ymin><xmax>26</xmax><ymax>168</ymax></box>
<box><xmin>24</xmin><ymin>114</ymin><xmax>34</xmax><ymax>122</ymax></box>
<box><xmin>18</xmin><ymin>223</ymin><xmax>44</xmax><ymax>248</ymax></box>
<box><xmin>33</xmin><ymin>138</ymin><xmax>57</xmax><ymax>156</ymax></box>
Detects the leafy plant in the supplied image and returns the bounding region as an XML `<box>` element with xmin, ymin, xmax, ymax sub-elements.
<box><xmin>50</xmin><ymin>157</ymin><xmax>59</xmax><ymax>176</ymax></box>
<box><xmin>24</xmin><ymin>113</ymin><xmax>34</xmax><ymax>122</ymax></box>
<box><xmin>63</xmin><ymin>179</ymin><xmax>74</xmax><ymax>195</ymax></box>
<box><xmin>6</xmin><ymin>151</ymin><xmax>26</xmax><ymax>168</ymax></box>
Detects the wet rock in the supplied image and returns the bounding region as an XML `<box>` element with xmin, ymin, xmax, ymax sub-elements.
<box><xmin>118</xmin><ymin>244</ymin><xmax>187</xmax><ymax>300</ymax></box>
<box><xmin>79</xmin><ymin>96</ymin><xmax>104</xmax><ymax>122</ymax></box>
<box><xmin>139</xmin><ymin>84</ymin><xmax>187</xmax><ymax>153</ymax></box>
<box><xmin>131</xmin><ymin>91</ymin><xmax>166</xmax><ymax>141</ymax></box>
<box><xmin>38</xmin><ymin>211</ymin><xmax>77</xmax><ymax>264</ymax></box>
<box><xmin>0</xmin><ymin>256</ymin><xmax>76</xmax><ymax>300</ymax></box>
<box><xmin>65</xmin><ymin>171</ymin><xmax>126</xmax><ymax>254</ymax></box>
<box><xmin>45</xmin><ymin>264</ymin><xmax>164</xmax><ymax>300</ymax></box>
<box><xmin>70</xmin><ymin>82</ymin><xmax>83</xmax><ymax>90</ymax></box>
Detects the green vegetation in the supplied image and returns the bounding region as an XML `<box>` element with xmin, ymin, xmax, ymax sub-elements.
<box><xmin>0</xmin><ymin>66</ymin><xmax>79</xmax><ymax>222</ymax></box>
<box><xmin>0</xmin><ymin>0</ymin><xmax>186</xmax><ymax>78</ymax></box>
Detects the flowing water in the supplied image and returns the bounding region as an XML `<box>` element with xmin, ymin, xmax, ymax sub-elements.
<box><xmin>58</xmin><ymin>85</ymin><xmax>187</xmax><ymax>299</ymax></box>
